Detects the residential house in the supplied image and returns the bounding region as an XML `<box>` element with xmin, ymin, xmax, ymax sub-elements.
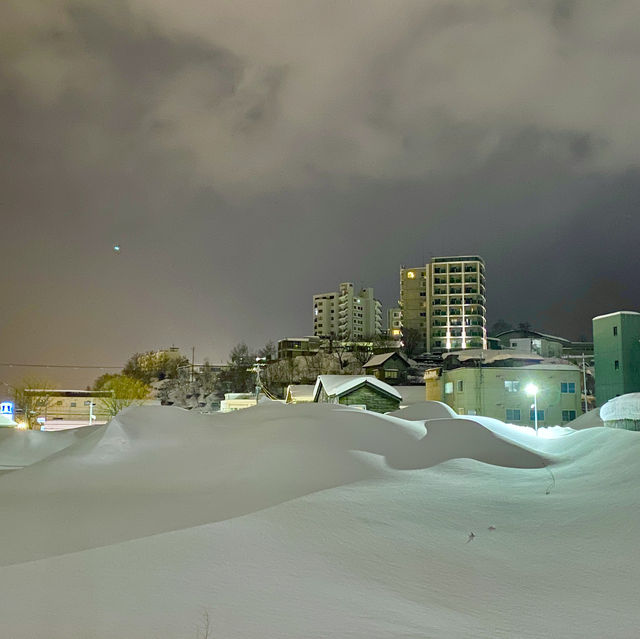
<box><xmin>362</xmin><ymin>351</ymin><xmax>412</xmax><ymax>385</ymax></box>
<box><xmin>313</xmin><ymin>375</ymin><xmax>401</xmax><ymax>413</ymax></box>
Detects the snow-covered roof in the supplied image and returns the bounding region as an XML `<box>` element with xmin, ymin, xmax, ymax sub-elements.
<box><xmin>285</xmin><ymin>385</ymin><xmax>316</xmax><ymax>402</ymax></box>
<box><xmin>593</xmin><ymin>311</ymin><xmax>640</xmax><ymax>321</ymax></box>
<box><xmin>494</xmin><ymin>329</ymin><xmax>571</xmax><ymax>344</ymax></box>
<box><xmin>443</xmin><ymin>349</ymin><xmax>544</xmax><ymax>363</ymax></box>
<box><xmin>313</xmin><ymin>375</ymin><xmax>402</xmax><ymax>401</ymax></box>
<box><xmin>516</xmin><ymin>363</ymin><xmax>581</xmax><ymax>371</ymax></box>
<box><xmin>363</xmin><ymin>352</ymin><xmax>409</xmax><ymax>368</ymax></box>
<box><xmin>600</xmin><ymin>393</ymin><xmax>640</xmax><ymax>422</ymax></box>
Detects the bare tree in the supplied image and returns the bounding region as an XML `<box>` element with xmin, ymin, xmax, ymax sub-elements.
<box><xmin>401</xmin><ymin>327</ymin><xmax>423</xmax><ymax>359</ymax></box>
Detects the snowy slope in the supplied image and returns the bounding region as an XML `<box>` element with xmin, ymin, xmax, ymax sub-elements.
<box><xmin>1</xmin><ymin>404</ymin><xmax>639</xmax><ymax>638</ymax></box>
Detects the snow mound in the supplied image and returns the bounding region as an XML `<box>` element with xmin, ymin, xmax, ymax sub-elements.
<box><xmin>567</xmin><ymin>407</ymin><xmax>603</xmax><ymax>430</ymax></box>
<box><xmin>387</xmin><ymin>399</ymin><xmax>458</xmax><ymax>420</ymax></box>
<box><xmin>3</xmin><ymin>404</ymin><xmax>640</xmax><ymax>638</ymax></box>
<box><xmin>0</xmin><ymin>403</ymin><xmax>544</xmax><ymax>566</ymax></box>
<box><xmin>600</xmin><ymin>393</ymin><xmax>640</xmax><ymax>423</ymax></box>
<box><xmin>0</xmin><ymin>424</ymin><xmax>101</xmax><ymax>471</ymax></box>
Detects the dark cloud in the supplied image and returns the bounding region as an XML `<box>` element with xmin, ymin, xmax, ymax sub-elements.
<box><xmin>1</xmin><ymin>0</ymin><xmax>640</xmax><ymax>388</ymax></box>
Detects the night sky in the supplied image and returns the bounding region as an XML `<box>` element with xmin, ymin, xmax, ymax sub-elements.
<box><xmin>2</xmin><ymin>1</ymin><xmax>640</xmax><ymax>389</ymax></box>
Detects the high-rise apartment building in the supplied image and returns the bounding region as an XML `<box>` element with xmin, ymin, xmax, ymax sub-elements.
<box><xmin>313</xmin><ymin>282</ymin><xmax>382</xmax><ymax>340</ymax></box>
<box><xmin>386</xmin><ymin>307</ymin><xmax>402</xmax><ymax>339</ymax></box>
<box><xmin>593</xmin><ymin>311</ymin><xmax>640</xmax><ymax>406</ymax></box>
<box><xmin>400</xmin><ymin>255</ymin><xmax>486</xmax><ymax>354</ymax></box>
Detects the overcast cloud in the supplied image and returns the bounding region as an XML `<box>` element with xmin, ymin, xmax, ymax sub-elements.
<box><xmin>1</xmin><ymin>0</ymin><xmax>640</xmax><ymax>386</ymax></box>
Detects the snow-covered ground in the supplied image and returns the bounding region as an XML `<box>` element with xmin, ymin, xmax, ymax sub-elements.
<box><xmin>1</xmin><ymin>403</ymin><xmax>639</xmax><ymax>638</ymax></box>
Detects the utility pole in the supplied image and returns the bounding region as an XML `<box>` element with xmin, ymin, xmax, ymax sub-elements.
<box><xmin>581</xmin><ymin>353</ymin><xmax>588</xmax><ymax>413</ymax></box>
<box><xmin>191</xmin><ymin>346</ymin><xmax>195</xmax><ymax>383</ymax></box>
<box><xmin>254</xmin><ymin>357</ymin><xmax>267</xmax><ymax>401</ymax></box>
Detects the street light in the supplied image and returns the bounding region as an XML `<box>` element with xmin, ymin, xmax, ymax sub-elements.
<box><xmin>525</xmin><ymin>383</ymin><xmax>539</xmax><ymax>435</ymax></box>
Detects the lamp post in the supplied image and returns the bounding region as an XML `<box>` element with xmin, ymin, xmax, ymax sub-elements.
<box><xmin>525</xmin><ymin>383</ymin><xmax>539</xmax><ymax>435</ymax></box>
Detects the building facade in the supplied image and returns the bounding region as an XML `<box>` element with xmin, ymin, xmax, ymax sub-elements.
<box><xmin>425</xmin><ymin>351</ymin><xmax>583</xmax><ymax>426</ymax></box>
<box><xmin>277</xmin><ymin>336</ymin><xmax>322</xmax><ymax>359</ymax></box>
<box><xmin>400</xmin><ymin>256</ymin><xmax>487</xmax><ymax>354</ymax></box>
<box><xmin>313</xmin><ymin>375</ymin><xmax>402</xmax><ymax>413</ymax></box>
<box><xmin>313</xmin><ymin>282</ymin><xmax>382</xmax><ymax>340</ymax></box>
<box><xmin>386</xmin><ymin>307</ymin><xmax>402</xmax><ymax>339</ymax></box>
<box><xmin>593</xmin><ymin>311</ymin><xmax>640</xmax><ymax>406</ymax></box>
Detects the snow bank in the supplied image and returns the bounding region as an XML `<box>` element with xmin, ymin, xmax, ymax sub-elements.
<box><xmin>2</xmin><ymin>404</ymin><xmax>640</xmax><ymax>638</ymax></box>
<box><xmin>600</xmin><ymin>393</ymin><xmax>640</xmax><ymax>428</ymax></box>
<box><xmin>387</xmin><ymin>399</ymin><xmax>458</xmax><ymax>420</ymax></box>
<box><xmin>0</xmin><ymin>424</ymin><xmax>101</xmax><ymax>471</ymax></box>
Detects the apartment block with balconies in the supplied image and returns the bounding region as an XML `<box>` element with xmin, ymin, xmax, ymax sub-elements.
<box><xmin>400</xmin><ymin>256</ymin><xmax>486</xmax><ymax>354</ymax></box>
<box><xmin>313</xmin><ymin>282</ymin><xmax>382</xmax><ymax>339</ymax></box>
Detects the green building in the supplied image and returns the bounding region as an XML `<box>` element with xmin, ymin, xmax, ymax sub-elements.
<box><xmin>313</xmin><ymin>375</ymin><xmax>401</xmax><ymax>413</ymax></box>
<box><xmin>426</xmin><ymin>350</ymin><xmax>583</xmax><ymax>427</ymax></box>
<box><xmin>593</xmin><ymin>311</ymin><xmax>640</xmax><ymax>406</ymax></box>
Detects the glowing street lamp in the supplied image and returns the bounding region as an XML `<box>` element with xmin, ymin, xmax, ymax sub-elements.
<box><xmin>525</xmin><ymin>383</ymin><xmax>539</xmax><ymax>435</ymax></box>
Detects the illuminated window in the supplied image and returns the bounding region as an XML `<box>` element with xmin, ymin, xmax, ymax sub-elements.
<box><xmin>407</xmin><ymin>271</ymin><xmax>415</xmax><ymax>279</ymax></box>
<box><xmin>504</xmin><ymin>380</ymin><xmax>520</xmax><ymax>392</ymax></box>
<box><xmin>445</xmin><ymin>382</ymin><xmax>453</xmax><ymax>394</ymax></box>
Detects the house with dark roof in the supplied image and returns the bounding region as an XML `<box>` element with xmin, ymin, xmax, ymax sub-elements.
<box><xmin>313</xmin><ymin>375</ymin><xmax>402</xmax><ymax>413</ymax></box>
<box><xmin>362</xmin><ymin>351</ymin><xmax>412</xmax><ymax>385</ymax></box>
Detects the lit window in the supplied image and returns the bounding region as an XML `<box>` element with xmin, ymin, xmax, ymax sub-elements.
<box><xmin>445</xmin><ymin>382</ymin><xmax>453</xmax><ymax>394</ymax></box>
<box><xmin>504</xmin><ymin>380</ymin><xmax>520</xmax><ymax>392</ymax></box>
<box><xmin>407</xmin><ymin>271</ymin><xmax>415</xmax><ymax>279</ymax></box>
<box><xmin>561</xmin><ymin>382</ymin><xmax>576</xmax><ymax>394</ymax></box>
<box><xmin>385</xmin><ymin>369</ymin><xmax>399</xmax><ymax>379</ymax></box>
<box><xmin>506</xmin><ymin>409</ymin><xmax>521</xmax><ymax>421</ymax></box>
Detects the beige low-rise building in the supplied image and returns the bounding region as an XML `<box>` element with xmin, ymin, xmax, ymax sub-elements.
<box><xmin>425</xmin><ymin>350</ymin><xmax>583</xmax><ymax>427</ymax></box>
<box><xmin>285</xmin><ymin>385</ymin><xmax>316</xmax><ymax>404</ymax></box>
<box><xmin>23</xmin><ymin>389</ymin><xmax>115</xmax><ymax>428</ymax></box>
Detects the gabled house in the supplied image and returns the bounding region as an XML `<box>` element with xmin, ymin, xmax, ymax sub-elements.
<box><xmin>363</xmin><ymin>351</ymin><xmax>412</xmax><ymax>385</ymax></box>
<box><xmin>313</xmin><ymin>375</ymin><xmax>402</xmax><ymax>413</ymax></box>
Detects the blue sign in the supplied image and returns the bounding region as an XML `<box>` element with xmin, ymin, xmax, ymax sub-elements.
<box><xmin>1</xmin><ymin>401</ymin><xmax>14</xmax><ymax>417</ymax></box>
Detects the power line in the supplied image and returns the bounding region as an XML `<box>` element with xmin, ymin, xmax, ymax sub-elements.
<box><xmin>0</xmin><ymin>362</ymin><xmax>122</xmax><ymax>370</ymax></box>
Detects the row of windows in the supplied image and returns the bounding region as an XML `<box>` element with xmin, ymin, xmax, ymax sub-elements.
<box><xmin>446</xmin><ymin>380</ymin><xmax>578</xmax><ymax>394</ymax></box>
<box><xmin>505</xmin><ymin>409</ymin><xmax>575</xmax><ymax>422</ymax></box>
<box><xmin>53</xmin><ymin>400</ymin><xmax>95</xmax><ymax>407</ymax></box>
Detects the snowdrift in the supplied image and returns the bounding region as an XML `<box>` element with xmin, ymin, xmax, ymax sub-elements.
<box><xmin>2</xmin><ymin>403</ymin><xmax>640</xmax><ymax>638</ymax></box>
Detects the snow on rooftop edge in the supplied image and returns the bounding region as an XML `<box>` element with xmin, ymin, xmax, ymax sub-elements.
<box><xmin>313</xmin><ymin>375</ymin><xmax>402</xmax><ymax>400</ymax></box>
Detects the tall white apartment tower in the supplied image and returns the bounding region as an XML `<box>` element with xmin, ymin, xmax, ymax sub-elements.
<box><xmin>400</xmin><ymin>255</ymin><xmax>486</xmax><ymax>353</ymax></box>
<box><xmin>313</xmin><ymin>282</ymin><xmax>382</xmax><ymax>340</ymax></box>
